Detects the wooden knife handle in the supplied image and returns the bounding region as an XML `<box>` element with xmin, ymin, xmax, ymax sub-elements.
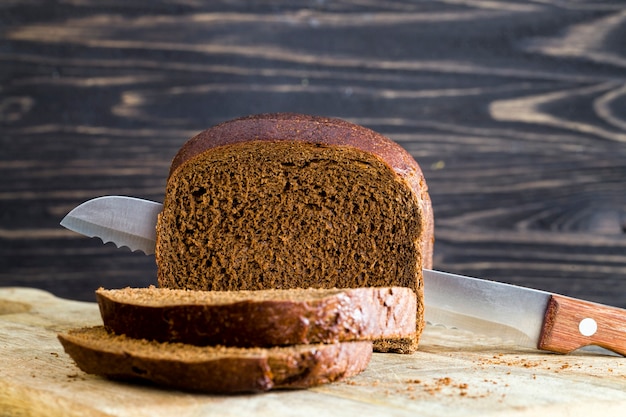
<box><xmin>538</xmin><ymin>294</ymin><xmax>626</xmax><ymax>356</ymax></box>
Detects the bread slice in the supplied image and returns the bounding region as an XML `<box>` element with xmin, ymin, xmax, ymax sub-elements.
<box><xmin>96</xmin><ymin>286</ymin><xmax>417</xmax><ymax>347</ymax></box>
<box><xmin>155</xmin><ymin>113</ymin><xmax>434</xmax><ymax>353</ymax></box>
<box><xmin>58</xmin><ymin>326</ymin><xmax>373</xmax><ymax>393</ymax></box>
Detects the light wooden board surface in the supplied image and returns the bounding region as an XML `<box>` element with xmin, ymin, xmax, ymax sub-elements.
<box><xmin>1</xmin><ymin>287</ymin><xmax>625</xmax><ymax>417</ymax></box>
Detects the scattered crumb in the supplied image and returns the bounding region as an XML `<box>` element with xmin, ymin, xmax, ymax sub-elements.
<box><xmin>66</xmin><ymin>373</ymin><xmax>87</xmax><ymax>382</ymax></box>
<box><xmin>401</xmin><ymin>377</ymin><xmax>478</xmax><ymax>398</ymax></box>
<box><xmin>341</xmin><ymin>349</ymin><xmax>621</xmax><ymax>403</ymax></box>
<box><xmin>437</xmin><ymin>377</ymin><xmax>452</xmax><ymax>386</ymax></box>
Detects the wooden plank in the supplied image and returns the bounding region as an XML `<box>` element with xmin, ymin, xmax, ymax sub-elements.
<box><xmin>2</xmin><ymin>287</ymin><xmax>625</xmax><ymax>417</ymax></box>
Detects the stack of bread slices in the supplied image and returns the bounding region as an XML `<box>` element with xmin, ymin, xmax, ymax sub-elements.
<box><xmin>59</xmin><ymin>114</ymin><xmax>433</xmax><ymax>394</ymax></box>
<box><xmin>58</xmin><ymin>286</ymin><xmax>417</xmax><ymax>393</ymax></box>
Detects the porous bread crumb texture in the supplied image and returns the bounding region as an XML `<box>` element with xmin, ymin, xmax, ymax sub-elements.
<box><xmin>57</xmin><ymin>326</ymin><xmax>373</xmax><ymax>393</ymax></box>
<box><xmin>373</xmin><ymin>336</ymin><xmax>418</xmax><ymax>354</ymax></box>
<box><xmin>97</xmin><ymin>285</ymin><xmax>356</xmax><ymax>306</ymax></box>
<box><xmin>156</xmin><ymin>141</ymin><xmax>422</xmax><ymax>298</ymax></box>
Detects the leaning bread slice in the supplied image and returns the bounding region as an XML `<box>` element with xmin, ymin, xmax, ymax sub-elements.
<box><xmin>58</xmin><ymin>326</ymin><xmax>372</xmax><ymax>393</ymax></box>
<box><xmin>97</xmin><ymin>286</ymin><xmax>417</xmax><ymax>347</ymax></box>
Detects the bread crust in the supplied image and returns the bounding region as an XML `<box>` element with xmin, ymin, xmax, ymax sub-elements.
<box><xmin>97</xmin><ymin>286</ymin><xmax>417</xmax><ymax>347</ymax></box>
<box><xmin>58</xmin><ymin>326</ymin><xmax>373</xmax><ymax>394</ymax></box>
<box><xmin>167</xmin><ymin>113</ymin><xmax>434</xmax><ymax>269</ymax></box>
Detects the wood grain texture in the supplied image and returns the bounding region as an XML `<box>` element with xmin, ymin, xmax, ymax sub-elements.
<box><xmin>3</xmin><ymin>288</ymin><xmax>626</xmax><ymax>417</ymax></box>
<box><xmin>539</xmin><ymin>294</ymin><xmax>626</xmax><ymax>355</ymax></box>
<box><xmin>1</xmin><ymin>1</ymin><xmax>626</xmax><ymax>305</ymax></box>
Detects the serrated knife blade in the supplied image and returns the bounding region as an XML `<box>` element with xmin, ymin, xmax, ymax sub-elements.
<box><xmin>60</xmin><ymin>196</ymin><xmax>162</xmax><ymax>254</ymax></box>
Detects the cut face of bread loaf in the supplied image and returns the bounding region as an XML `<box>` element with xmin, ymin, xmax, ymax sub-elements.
<box><xmin>155</xmin><ymin>113</ymin><xmax>434</xmax><ymax>353</ymax></box>
<box><xmin>58</xmin><ymin>326</ymin><xmax>373</xmax><ymax>394</ymax></box>
<box><xmin>97</xmin><ymin>286</ymin><xmax>417</xmax><ymax>347</ymax></box>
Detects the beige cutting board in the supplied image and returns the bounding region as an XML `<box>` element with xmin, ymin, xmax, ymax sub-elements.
<box><xmin>1</xmin><ymin>287</ymin><xmax>625</xmax><ymax>417</ymax></box>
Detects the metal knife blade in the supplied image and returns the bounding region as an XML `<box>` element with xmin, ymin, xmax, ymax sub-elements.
<box><xmin>424</xmin><ymin>269</ymin><xmax>626</xmax><ymax>356</ymax></box>
<box><xmin>60</xmin><ymin>196</ymin><xmax>162</xmax><ymax>254</ymax></box>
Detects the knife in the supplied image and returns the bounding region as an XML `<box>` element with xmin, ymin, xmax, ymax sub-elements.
<box><xmin>61</xmin><ymin>195</ymin><xmax>626</xmax><ymax>356</ymax></box>
<box><xmin>60</xmin><ymin>196</ymin><xmax>162</xmax><ymax>255</ymax></box>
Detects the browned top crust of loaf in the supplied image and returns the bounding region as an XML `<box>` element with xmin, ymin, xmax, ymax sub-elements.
<box><xmin>58</xmin><ymin>326</ymin><xmax>373</xmax><ymax>394</ymax></box>
<box><xmin>171</xmin><ymin>113</ymin><xmax>419</xmax><ymax>181</ymax></box>
<box><xmin>168</xmin><ymin>113</ymin><xmax>434</xmax><ymax>265</ymax></box>
<box><xmin>96</xmin><ymin>286</ymin><xmax>417</xmax><ymax>347</ymax></box>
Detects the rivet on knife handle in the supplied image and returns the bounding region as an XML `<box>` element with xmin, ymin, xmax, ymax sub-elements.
<box><xmin>539</xmin><ymin>294</ymin><xmax>626</xmax><ymax>356</ymax></box>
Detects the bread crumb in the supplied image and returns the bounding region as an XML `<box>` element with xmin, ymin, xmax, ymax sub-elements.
<box><xmin>437</xmin><ymin>377</ymin><xmax>452</xmax><ymax>386</ymax></box>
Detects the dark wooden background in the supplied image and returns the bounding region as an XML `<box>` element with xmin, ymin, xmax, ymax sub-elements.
<box><xmin>2</xmin><ymin>1</ymin><xmax>625</xmax><ymax>307</ymax></box>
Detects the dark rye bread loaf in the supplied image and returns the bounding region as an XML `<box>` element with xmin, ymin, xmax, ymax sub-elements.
<box><xmin>155</xmin><ymin>113</ymin><xmax>434</xmax><ymax>353</ymax></box>
<box><xmin>58</xmin><ymin>326</ymin><xmax>372</xmax><ymax>394</ymax></box>
<box><xmin>97</xmin><ymin>286</ymin><xmax>417</xmax><ymax>347</ymax></box>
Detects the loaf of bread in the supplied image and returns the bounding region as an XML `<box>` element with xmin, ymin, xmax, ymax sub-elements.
<box><xmin>155</xmin><ymin>113</ymin><xmax>434</xmax><ymax>353</ymax></box>
<box><xmin>58</xmin><ymin>326</ymin><xmax>372</xmax><ymax>393</ymax></box>
<box><xmin>97</xmin><ymin>286</ymin><xmax>417</xmax><ymax>347</ymax></box>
